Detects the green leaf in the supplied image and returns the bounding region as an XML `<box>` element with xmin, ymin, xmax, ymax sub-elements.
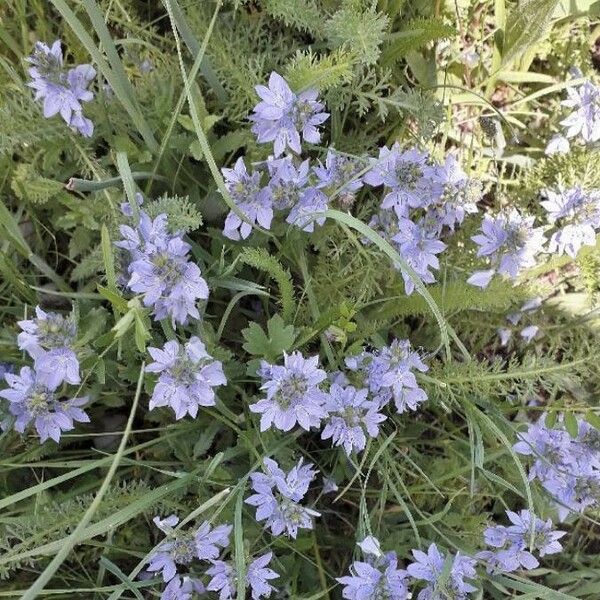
<box><xmin>585</xmin><ymin>411</ymin><xmax>600</xmax><ymax>431</ymax></box>
<box><xmin>501</xmin><ymin>0</ymin><xmax>559</xmax><ymax>66</ymax></box>
<box><xmin>564</xmin><ymin>411</ymin><xmax>579</xmax><ymax>438</ymax></box>
<box><xmin>242</xmin><ymin>314</ymin><xmax>296</xmax><ymax>361</ymax></box>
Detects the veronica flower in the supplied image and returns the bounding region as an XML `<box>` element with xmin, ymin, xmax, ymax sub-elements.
<box><xmin>407</xmin><ymin>543</ymin><xmax>477</xmax><ymax>600</ymax></box>
<box><xmin>364</xmin><ymin>145</ymin><xmax>442</xmax><ymax>215</ymax></box>
<box><xmin>541</xmin><ymin>186</ymin><xmax>600</xmax><ymax>258</ymax></box>
<box><xmin>514</xmin><ymin>415</ymin><xmax>600</xmax><ymax>520</ymax></box>
<box><xmin>322</xmin><ymin>477</ymin><xmax>339</xmax><ymax>494</ymax></box>
<box><xmin>347</xmin><ymin>339</ymin><xmax>428</xmax><ymax>413</ymax></box>
<box><xmin>249</xmin><ymin>351</ymin><xmax>327</xmax><ymax>432</ymax></box>
<box><xmin>17</xmin><ymin>306</ymin><xmax>80</xmax><ymax>388</ymax></box>
<box><xmin>264</xmin><ymin>157</ymin><xmax>310</xmax><ymax>210</ymax></box>
<box><xmin>286</xmin><ymin>187</ymin><xmax>329</xmax><ymax>232</ymax></box>
<box><xmin>391</xmin><ymin>218</ymin><xmax>446</xmax><ymax>295</ymax></box>
<box><xmin>116</xmin><ymin>208</ymin><xmax>209</xmax><ymax>326</ymax></box>
<box><xmin>161</xmin><ymin>576</ymin><xmax>205</xmax><ymax>600</ymax></box>
<box><xmin>250</xmin><ymin>72</ymin><xmax>329</xmax><ymax>156</ymax></box>
<box><xmin>207</xmin><ymin>553</ymin><xmax>279</xmax><ymax>600</ymax></box>
<box><xmin>246</xmin><ymin>457</ymin><xmax>320</xmax><ymax>538</ymax></box>
<box><xmin>337</xmin><ymin>554</ymin><xmax>410</xmax><ymax>600</ymax></box>
<box><xmin>146</xmin><ymin>337</ymin><xmax>226</xmax><ymax>419</ymax></box>
<box><xmin>27</xmin><ymin>40</ymin><xmax>95</xmax><ymax>136</ymax></box>
<box><xmin>147</xmin><ymin>515</ymin><xmax>231</xmax><ymax>582</ymax></box>
<box><xmin>0</xmin><ymin>366</ymin><xmax>89</xmax><ymax>443</ymax></box>
<box><xmin>222</xmin><ymin>157</ymin><xmax>273</xmax><ymax>240</ymax></box>
<box><xmin>468</xmin><ymin>209</ymin><xmax>545</xmax><ymax>288</ymax></box>
<box><xmin>314</xmin><ymin>149</ymin><xmax>365</xmax><ymax>209</ymax></box>
<box><xmin>321</xmin><ymin>384</ymin><xmax>386</xmax><ymax>455</ymax></box>
<box><xmin>429</xmin><ymin>155</ymin><xmax>480</xmax><ymax>231</ymax></box>
<box><xmin>477</xmin><ymin>509</ymin><xmax>565</xmax><ymax>574</ymax></box>
<box><xmin>560</xmin><ymin>80</ymin><xmax>600</xmax><ymax>143</ymax></box>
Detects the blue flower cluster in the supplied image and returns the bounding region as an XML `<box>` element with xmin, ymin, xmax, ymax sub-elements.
<box><xmin>0</xmin><ymin>306</ymin><xmax>89</xmax><ymax>443</ymax></box>
<box><xmin>27</xmin><ymin>40</ymin><xmax>95</xmax><ymax>136</ymax></box>
<box><xmin>514</xmin><ymin>414</ymin><xmax>600</xmax><ymax>521</ymax></box>
<box><xmin>246</xmin><ymin>457</ymin><xmax>320</xmax><ymax>539</ymax></box>
<box><xmin>546</xmin><ymin>78</ymin><xmax>600</xmax><ymax>154</ymax></box>
<box><xmin>145</xmin><ymin>337</ymin><xmax>226</xmax><ymax>419</ymax></box>
<box><xmin>144</xmin><ymin>514</ymin><xmax>279</xmax><ymax>600</ymax></box>
<box><xmin>249</xmin><ymin>339</ymin><xmax>428</xmax><ymax>455</ymax></box>
<box><xmin>477</xmin><ymin>509</ymin><xmax>565</xmax><ymax>574</ymax></box>
<box><xmin>116</xmin><ymin>198</ymin><xmax>209</xmax><ymax>326</ymax></box>
<box><xmin>541</xmin><ymin>186</ymin><xmax>600</xmax><ymax>258</ymax></box>
<box><xmin>498</xmin><ymin>297</ymin><xmax>542</xmax><ymax>346</ymax></box>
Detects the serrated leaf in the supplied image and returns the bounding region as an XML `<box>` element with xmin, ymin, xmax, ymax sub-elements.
<box><xmin>242</xmin><ymin>315</ymin><xmax>296</xmax><ymax>362</ymax></box>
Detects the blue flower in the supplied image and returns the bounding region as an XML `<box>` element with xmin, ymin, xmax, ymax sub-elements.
<box><xmin>27</xmin><ymin>40</ymin><xmax>95</xmax><ymax>136</ymax></box>
<box><xmin>391</xmin><ymin>218</ymin><xmax>446</xmax><ymax>295</ymax></box>
<box><xmin>560</xmin><ymin>80</ymin><xmax>600</xmax><ymax>143</ymax></box>
<box><xmin>264</xmin><ymin>156</ymin><xmax>310</xmax><ymax>210</ymax></box>
<box><xmin>160</xmin><ymin>576</ymin><xmax>205</xmax><ymax>600</ymax></box>
<box><xmin>468</xmin><ymin>209</ymin><xmax>546</xmax><ymax>288</ymax></box>
<box><xmin>146</xmin><ymin>515</ymin><xmax>231</xmax><ymax>582</ymax></box>
<box><xmin>313</xmin><ymin>149</ymin><xmax>366</xmax><ymax>209</ymax></box>
<box><xmin>249</xmin><ymin>351</ymin><xmax>327</xmax><ymax>432</ymax></box>
<box><xmin>17</xmin><ymin>306</ymin><xmax>80</xmax><ymax>388</ymax></box>
<box><xmin>321</xmin><ymin>384</ymin><xmax>386</xmax><ymax>455</ymax></box>
<box><xmin>250</xmin><ymin>72</ymin><xmax>329</xmax><ymax>156</ymax></box>
<box><xmin>245</xmin><ymin>457</ymin><xmax>320</xmax><ymax>538</ymax></box>
<box><xmin>337</xmin><ymin>536</ymin><xmax>410</xmax><ymax>600</ymax></box>
<box><xmin>346</xmin><ymin>339</ymin><xmax>428</xmax><ymax>413</ymax></box>
<box><xmin>116</xmin><ymin>208</ymin><xmax>209</xmax><ymax>326</ymax></box>
<box><xmin>222</xmin><ymin>157</ymin><xmax>273</xmax><ymax>240</ymax></box>
<box><xmin>364</xmin><ymin>145</ymin><xmax>442</xmax><ymax>215</ymax></box>
<box><xmin>477</xmin><ymin>509</ymin><xmax>565</xmax><ymax>574</ymax></box>
<box><xmin>0</xmin><ymin>366</ymin><xmax>89</xmax><ymax>443</ymax></box>
<box><xmin>541</xmin><ymin>186</ymin><xmax>600</xmax><ymax>258</ymax></box>
<box><xmin>246</xmin><ymin>552</ymin><xmax>280</xmax><ymax>599</ymax></box>
<box><xmin>206</xmin><ymin>553</ymin><xmax>279</xmax><ymax>600</ymax></box>
<box><xmin>545</xmin><ymin>134</ymin><xmax>570</xmax><ymax>155</ymax></box>
<box><xmin>286</xmin><ymin>187</ymin><xmax>328</xmax><ymax>232</ymax></box>
<box><xmin>146</xmin><ymin>337</ymin><xmax>226</xmax><ymax>419</ymax></box>
<box><xmin>407</xmin><ymin>543</ymin><xmax>477</xmax><ymax>600</ymax></box>
<box><xmin>514</xmin><ymin>415</ymin><xmax>600</xmax><ymax>521</ymax></box>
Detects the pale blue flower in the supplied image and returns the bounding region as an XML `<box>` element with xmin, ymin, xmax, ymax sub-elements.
<box><xmin>250</xmin><ymin>352</ymin><xmax>327</xmax><ymax>432</ymax></box>
<box><xmin>321</xmin><ymin>384</ymin><xmax>386</xmax><ymax>455</ymax></box>
<box><xmin>250</xmin><ymin>72</ymin><xmax>329</xmax><ymax>156</ymax></box>
<box><xmin>146</xmin><ymin>337</ymin><xmax>226</xmax><ymax>419</ymax></box>
<box><xmin>560</xmin><ymin>80</ymin><xmax>600</xmax><ymax>143</ymax></box>
<box><xmin>0</xmin><ymin>366</ymin><xmax>89</xmax><ymax>443</ymax></box>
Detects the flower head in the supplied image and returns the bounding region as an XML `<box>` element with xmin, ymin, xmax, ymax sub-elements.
<box><xmin>560</xmin><ymin>80</ymin><xmax>600</xmax><ymax>143</ymax></box>
<box><xmin>321</xmin><ymin>384</ymin><xmax>386</xmax><ymax>455</ymax></box>
<box><xmin>116</xmin><ymin>208</ymin><xmax>209</xmax><ymax>326</ymax></box>
<box><xmin>147</xmin><ymin>515</ymin><xmax>231</xmax><ymax>582</ymax></box>
<box><xmin>146</xmin><ymin>337</ymin><xmax>226</xmax><ymax>419</ymax></box>
<box><xmin>250</xmin><ymin>72</ymin><xmax>329</xmax><ymax>156</ymax></box>
<box><xmin>27</xmin><ymin>40</ymin><xmax>95</xmax><ymax>136</ymax></box>
<box><xmin>541</xmin><ymin>186</ymin><xmax>600</xmax><ymax>258</ymax></box>
<box><xmin>286</xmin><ymin>187</ymin><xmax>328</xmax><ymax>233</ymax></box>
<box><xmin>222</xmin><ymin>158</ymin><xmax>273</xmax><ymax>240</ymax></box>
<box><xmin>346</xmin><ymin>339</ymin><xmax>428</xmax><ymax>413</ymax></box>
<box><xmin>337</xmin><ymin>536</ymin><xmax>410</xmax><ymax>600</ymax></box>
<box><xmin>161</xmin><ymin>576</ymin><xmax>205</xmax><ymax>600</ymax></box>
<box><xmin>477</xmin><ymin>509</ymin><xmax>565</xmax><ymax>574</ymax></box>
<box><xmin>17</xmin><ymin>306</ymin><xmax>80</xmax><ymax>388</ymax></box>
<box><xmin>407</xmin><ymin>543</ymin><xmax>477</xmax><ymax>600</ymax></box>
<box><xmin>468</xmin><ymin>209</ymin><xmax>545</xmax><ymax>288</ymax></box>
<box><xmin>0</xmin><ymin>366</ymin><xmax>89</xmax><ymax>443</ymax></box>
<box><xmin>250</xmin><ymin>352</ymin><xmax>327</xmax><ymax>432</ymax></box>
<box><xmin>364</xmin><ymin>145</ymin><xmax>442</xmax><ymax>215</ymax></box>
<box><xmin>207</xmin><ymin>553</ymin><xmax>279</xmax><ymax>600</ymax></box>
<box><xmin>246</xmin><ymin>457</ymin><xmax>320</xmax><ymax>538</ymax></box>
